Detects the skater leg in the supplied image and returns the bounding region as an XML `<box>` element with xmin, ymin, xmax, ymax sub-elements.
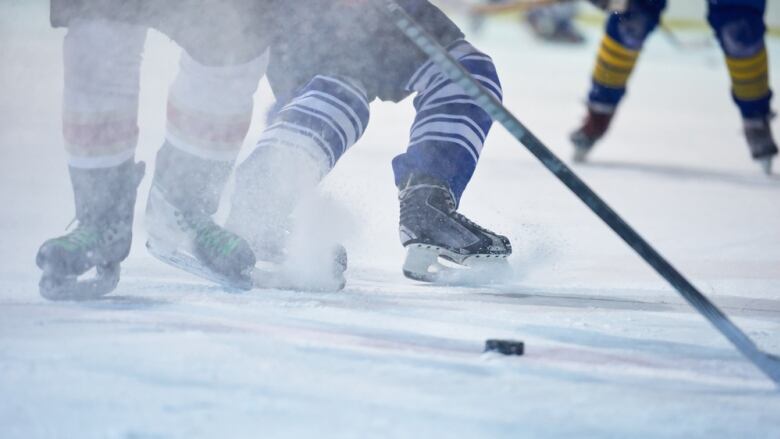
<box><xmin>227</xmin><ymin>75</ymin><xmax>370</xmax><ymax>255</ymax></box>
<box><xmin>394</xmin><ymin>40</ymin><xmax>501</xmax><ymax>202</ymax></box>
<box><xmin>570</xmin><ymin>0</ymin><xmax>665</xmax><ymax>160</ymax></box>
<box><xmin>37</xmin><ymin>19</ymin><xmax>147</xmax><ymax>299</ymax></box>
<box><xmin>146</xmin><ymin>51</ymin><xmax>268</xmax><ymax>288</ymax></box>
<box><xmin>392</xmin><ymin>40</ymin><xmax>511</xmax><ymax>283</ymax></box>
<box><xmin>708</xmin><ymin>0</ymin><xmax>777</xmax><ymax>172</ymax></box>
<box><xmin>224</xmin><ymin>75</ymin><xmax>370</xmax><ymax>290</ymax></box>
<box><xmin>61</xmin><ymin>18</ymin><xmax>146</xmax><ymax>168</ymax></box>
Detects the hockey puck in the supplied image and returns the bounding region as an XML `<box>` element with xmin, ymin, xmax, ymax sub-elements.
<box><xmin>484</xmin><ymin>339</ymin><xmax>524</xmax><ymax>356</ymax></box>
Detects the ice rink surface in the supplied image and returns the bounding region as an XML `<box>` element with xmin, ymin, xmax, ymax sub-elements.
<box><xmin>1</xmin><ymin>2</ymin><xmax>780</xmax><ymax>438</ymax></box>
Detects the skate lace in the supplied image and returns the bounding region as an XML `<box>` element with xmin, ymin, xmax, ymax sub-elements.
<box><xmin>56</xmin><ymin>225</ymin><xmax>100</xmax><ymax>250</ymax></box>
<box><xmin>453</xmin><ymin>211</ymin><xmax>495</xmax><ymax>235</ymax></box>
<box><xmin>439</xmin><ymin>191</ymin><xmax>493</xmax><ymax>234</ymax></box>
<box><xmin>182</xmin><ymin>214</ymin><xmax>241</xmax><ymax>256</ymax></box>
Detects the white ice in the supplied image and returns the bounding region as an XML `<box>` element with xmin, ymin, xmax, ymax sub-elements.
<box><xmin>1</xmin><ymin>2</ymin><xmax>779</xmax><ymax>438</ymax></box>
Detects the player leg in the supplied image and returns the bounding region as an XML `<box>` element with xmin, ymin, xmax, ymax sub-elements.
<box><xmin>224</xmin><ymin>75</ymin><xmax>370</xmax><ymax>290</ymax></box>
<box><xmin>708</xmin><ymin>0</ymin><xmax>777</xmax><ymax>174</ymax></box>
<box><xmin>570</xmin><ymin>0</ymin><xmax>666</xmax><ymax>161</ymax></box>
<box><xmin>139</xmin><ymin>2</ymin><xmax>275</xmax><ymax>289</ymax></box>
<box><xmin>392</xmin><ymin>40</ymin><xmax>512</xmax><ymax>283</ymax></box>
<box><xmin>36</xmin><ymin>17</ymin><xmax>147</xmax><ymax>300</ymax></box>
<box><xmin>144</xmin><ymin>49</ymin><xmax>269</xmax><ymax>290</ymax></box>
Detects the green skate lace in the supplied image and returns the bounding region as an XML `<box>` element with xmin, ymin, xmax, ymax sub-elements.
<box><xmin>189</xmin><ymin>218</ymin><xmax>242</xmax><ymax>257</ymax></box>
<box><xmin>54</xmin><ymin>225</ymin><xmax>100</xmax><ymax>251</ymax></box>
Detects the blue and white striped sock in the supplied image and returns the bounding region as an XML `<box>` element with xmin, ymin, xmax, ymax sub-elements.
<box><xmin>394</xmin><ymin>40</ymin><xmax>502</xmax><ymax>203</ymax></box>
<box><xmin>260</xmin><ymin>75</ymin><xmax>371</xmax><ymax>172</ymax></box>
<box><xmin>229</xmin><ymin>75</ymin><xmax>371</xmax><ymax>249</ymax></box>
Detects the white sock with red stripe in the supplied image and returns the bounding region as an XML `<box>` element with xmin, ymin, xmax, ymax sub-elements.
<box><xmin>165</xmin><ymin>51</ymin><xmax>268</xmax><ymax>162</ymax></box>
<box><xmin>62</xmin><ymin>19</ymin><xmax>146</xmax><ymax>169</ymax></box>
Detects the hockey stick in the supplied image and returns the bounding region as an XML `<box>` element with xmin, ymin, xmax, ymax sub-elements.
<box><xmin>469</xmin><ymin>0</ymin><xmax>565</xmax><ymax>15</ymax></box>
<box><xmin>371</xmin><ymin>0</ymin><xmax>780</xmax><ymax>386</ymax></box>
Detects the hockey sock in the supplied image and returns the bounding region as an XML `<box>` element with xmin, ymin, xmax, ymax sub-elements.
<box><xmin>165</xmin><ymin>51</ymin><xmax>268</xmax><ymax>162</ymax></box>
<box><xmin>589</xmin><ymin>34</ymin><xmax>639</xmax><ymax>109</ymax></box>
<box><xmin>62</xmin><ymin>19</ymin><xmax>146</xmax><ymax>169</ymax></box>
<box><xmin>228</xmin><ymin>75</ymin><xmax>370</xmax><ymax>248</ymax></box>
<box><xmin>260</xmin><ymin>75</ymin><xmax>370</xmax><ymax>170</ymax></box>
<box><xmin>727</xmin><ymin>48</ymin><xmax>770</xmax><ymax>105</ymax></box>
<box><xmin>709</xmin><ymin>4</ymin><xmax>772</xmax><ymax>119</ymax></box>
<box><xmin>393</xmin><ymin>40</ymin><xmax>502</xmax><ymax>203</ymax></box>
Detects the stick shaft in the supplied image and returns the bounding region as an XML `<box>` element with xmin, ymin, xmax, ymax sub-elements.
<box><xmin>470</xmin><ymin>0</ymin><xmax>562</xmax><ymax>15</ymax></box>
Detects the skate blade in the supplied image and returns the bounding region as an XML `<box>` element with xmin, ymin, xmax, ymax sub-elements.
<box><xmin>39</xmin><ymin>263</ymin><xmax>120</xmax><ymax>301</ymax></box>
<box><xmin>147</xmin><ymin>241</ymin><xmax>345</xmax><ymax>292</ymax></box>
<box><xmin>572</xmin><ymin>146</ymin><xmax>590</xmax><ymax>163</ymax></box>
<box><xmin>569</xmin><ymin>131</ymin><xmax>593</xmax><ymax>163</ymax></box>
<box><xmin>758</xmin><ymin>157</ymin><xmax>773</xmax><ymax>175</ymax></box>
<box><xmin>402</xmin><ymin>244</ymin><xmax>511</xmax><ymax>286</ymax></box>
<box><xmin>147</xmin><ymin>241</ymin><xmax>253</xmax><ymax>291</ymax></box>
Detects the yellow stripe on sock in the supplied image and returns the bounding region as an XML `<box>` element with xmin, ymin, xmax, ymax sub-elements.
<box><xmin>726</xmin><ymin>49</ymin><xmax>770</xmax><ymax>100</ymax></box>
<box><xmin>733</xmin><ymin>75</ymin><xmax>771</xmax><ymax>100</ymax></box>
<box><xmin>726</xmin><ymin>49</ymin><xmax>767</xmax><ymax>69</ymax></box>
<box><xmin>598</xmin><ymin>45</ymin><xmax>637</xmax><ymax>70</ymax></box>
<box><xmin>601</xmin><ymin>35</ymin><xmax>639</xmax><ymax>59</ymax></box>
<box><xmin>594</xmin><ymin>64</ymin><xmax>632</xmax><ymax>87</ymax></box>
<box><xmin>729</xmin><ymin>64</ymin><xmax>768</xmax><ymax>81</ymax></box>
<box><xmin>592</xmin><ymin>35</ymin><xmax>639</xmax><ymax>88</ymax></box>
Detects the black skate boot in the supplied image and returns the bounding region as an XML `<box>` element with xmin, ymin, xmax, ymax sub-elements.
<box><xmin>570</xmin><ymin>105</ymin><xmax>614</xmax><ymax>162</ymax></box>
<box><xmin>226</xmin><ymin>144</ymin><xmax>347</xmax><ymax>291</ymax></box>
<box><xmin>36</xmin><ymin>160</ymin><xmax>145</xmax><ymax>300</ymax></box>
<box><xmin>744</xmin><ymin>116</ymin><xmax>778</xmax><ymax>175</ymax></box>
<box><xmin>398</xmin><ymin>173</ymin><xmax>512</xmax><ymax>284</ymax></box>
<box><xmin>145</xmin><ymin>143</ymin><xmax>255</xmax><ymax>290</ymax></box>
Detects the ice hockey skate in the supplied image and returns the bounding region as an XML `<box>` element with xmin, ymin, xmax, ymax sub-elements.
<box><xmin>147</xmin><ymin>142</ymin><xmax>346</xmax><ymax>293</ymax></box>
<box><xmin>147</xmin><ymin>195</ymin><xmax>346</xmax><ymax>293</ymax></box>
<box><xmin>398</xmin><ymin>173</ymin><xmax>512</xmax><ymax>285</ymax></box>
<box><xmin>225</xmin><ymin>144</ymin><xmax>348</xmax><ymax>292</ymax></box>
<box><xmin>570</xmin><ymin>105</ymin><xmax>614</xmax><ymax>162</ymax></box>
<box><xmin>146</xmin><ymin>185</ymin><xmax>258</xmax><ymax>291</ymax></box>
<box><xmin>143</xmin><ymin>143</ymin><xmax>258</xmax><ymax>290</ymax></box>
<box><xmin>744</xmin><ymin>116</ymin><xmax>778</xmax><ymax>175</ymax></box>
<box><xmin>36</xmin><ymin>160</ymin><xmax>145</xmax><ymax>300</ymax></box>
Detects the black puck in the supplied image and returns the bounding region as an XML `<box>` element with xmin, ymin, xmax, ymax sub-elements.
<box><xmin>485</xmin><ymin>339</ymin><xmax>524</xmax><ymax>356</ymax></box>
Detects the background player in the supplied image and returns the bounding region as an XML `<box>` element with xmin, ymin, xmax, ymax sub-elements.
<box><xmin>570</xmin><ymin>0</ymin><xmax>778</xmax><ymax>174</ymax></box>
